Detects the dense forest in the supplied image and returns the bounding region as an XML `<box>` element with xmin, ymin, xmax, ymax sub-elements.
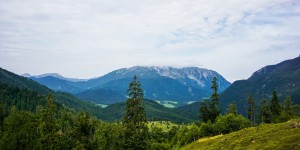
<box><xmin>1</xmin><ymin>73</ymin><xmax>300</xmax><ymax>149</ymax></box>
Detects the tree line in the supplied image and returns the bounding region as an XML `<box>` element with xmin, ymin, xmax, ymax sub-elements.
<box><xmin>0</xmin><ymin>76</ymin><xmax>299</xmax><ymax>149</ymax></box>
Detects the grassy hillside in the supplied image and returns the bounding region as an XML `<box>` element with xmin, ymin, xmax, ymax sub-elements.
<box><xmin>183</xmin><ymin>119</ymin><xmax>300</xmax><ymax>150</ymax></box>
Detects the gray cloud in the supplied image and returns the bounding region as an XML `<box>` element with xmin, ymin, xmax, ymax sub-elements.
<box><xmin>0</xmin><ymin>0</ymin><xmax>299</xmax><ymax>82</ymax></box>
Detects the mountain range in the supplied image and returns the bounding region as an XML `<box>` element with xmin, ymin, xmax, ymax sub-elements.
<box><xmin>26</xmin><ymin>66</ymin><xmax>231</xmax><ymax>105</ymax></box>
<box><xmin>22</xmin><ymin>73</ymin><xmax>88</xmax><ymax>82</ymax></box>
<box><xmin>219</xmin><ymin>56</ymin><xmax>300</xmax><ymax>115</ymax></box>
<box><xmin>1</xmin><ymin>55</ymin><xmax>300</xmax><ymax>121</ymax></box>
<box><xmin>0</xmin><ymin>67</ymin><xmax>199</xmax><ymax>123</ymax></box>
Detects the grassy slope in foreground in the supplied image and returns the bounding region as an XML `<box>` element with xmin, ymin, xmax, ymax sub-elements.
<box><xmin>183</xmin><ymin>119</ymin><xmax>300</xmax><ymax>150</ymax></box>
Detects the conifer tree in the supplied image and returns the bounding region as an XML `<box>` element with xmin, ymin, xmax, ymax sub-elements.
<box><xmin>226</xmin><ymin>103</ymin><xmax>237</xmax><ymax>115</ymax></box>
<box><xmin>123</xmin><ymin>75</ymin><xmax>148</xmax><ymax>149</ymax></box>
<box><xmin>270</xmin><ymin>90</ymin><xmax>281</xmax><ymax>121</ymax></box>
<box><xmin>38</xmin><ymin>93</ymin><xmax>59</xmax><ymax>149</ymax></box>
<box><xmin>199</xmin><ymin>77</ymin><xmax>220</xmax><ymax>123</ymax></box>
<box><xmin>73</xmin><ymin>112</ymin><xmax>96</xmax><ymax>149</ymax></box>
<box><xmin>209</xmin><ymin>76</ymin><xmax>220</xmax><ymax>123</ymax></box>
<box><xmin>199</xmin><ymin>99</ymin><xmax>211</xmax><ymax>122</ymax></box>
<box><xmin>247</xmin><ymin>96</ymin><xmax>255</xmax><ymax>125</ymax></box>
<box><xmin>283</xmin><ymin>96</ymin><xmax>293</xmax><ymax>116</ymax></box>
<box><xmin>260</xmin><ymin>99</ymin><xmax>271</xmax><ymax>123</ymax></box>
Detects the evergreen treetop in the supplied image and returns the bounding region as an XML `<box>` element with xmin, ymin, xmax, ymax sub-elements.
<box><xmin>199</xmin><ymin>77</ymin><xmax>220</xmax><ymax>123</ymax></box>
<box><xmin>270</xmin><ymin>90</ymin><xmax>281</xmax><ymax>119</ymax></box>
<box><xmin>123</xmin><ymin>75</ymin><xmax>148</xmax><ymax>150</ymax></box>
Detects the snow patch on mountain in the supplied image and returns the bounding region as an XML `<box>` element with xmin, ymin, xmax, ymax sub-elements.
<box><xmin>119</xmin><ymin>66</ymin><xmax>231</xmax><ymax>90</ymax></box>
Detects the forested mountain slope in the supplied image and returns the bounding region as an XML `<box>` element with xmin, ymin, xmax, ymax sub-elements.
<box><xmin>219</xmin><ymin>56</ymin><xmax>300</xmax><ymax>115</ymax></box>
<box><xmin>28</xmin><ymin>66</ymin><xmax>231</xmax><ymax>104</ymax></box>
<box><xmin>1</xmin><ymin>67</ymin><xmax>199</xmax><ymax>123</ymax></box>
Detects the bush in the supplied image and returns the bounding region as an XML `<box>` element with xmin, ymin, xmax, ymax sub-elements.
<box><xmin>199</xmin><ymin>121</ymin><xmax>217</xmax><ymax>137</ymax></box>
<box><xmin>150</xmin><ymin>142</ymin><xmax>170</xmax><ymax>150</ymax></box>
<box><xmin>213</xmin><ymin>113</ymin><xmax>251</xmax><ymax>134</ymax></box>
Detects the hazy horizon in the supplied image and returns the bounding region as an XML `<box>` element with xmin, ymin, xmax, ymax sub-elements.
<box><xmin>1</xmin><ymin>0</ymin><xmax>300</xmax><ymax>82</ymax></box>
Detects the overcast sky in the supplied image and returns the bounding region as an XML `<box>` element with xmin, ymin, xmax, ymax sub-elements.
<box><xmin>0</xmin><ymin>0</ymin><xmax>299</xmax><ymax>82</ymax></box>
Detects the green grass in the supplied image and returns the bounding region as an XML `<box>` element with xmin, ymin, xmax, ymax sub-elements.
<box><xmin>182</xmin><ymin>119</ymin><xmax>300</xmax><ymax>150</ymax></box>
<box><xmin>147</xmin><ymin>121</ymin><xmax>179</xmax><ymax>132</ymax></box>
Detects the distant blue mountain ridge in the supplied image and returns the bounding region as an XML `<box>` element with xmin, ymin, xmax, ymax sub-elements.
<box><xmin>24</xmin><ymin>66</ymin><xmax>231</xmax><ymax>105</ymax></box>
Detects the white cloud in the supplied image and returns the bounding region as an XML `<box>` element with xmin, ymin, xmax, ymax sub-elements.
<box><xmin>0</xmin><ymin>0</ymin><xmax>299</xmax><ymax>82</ymax></box>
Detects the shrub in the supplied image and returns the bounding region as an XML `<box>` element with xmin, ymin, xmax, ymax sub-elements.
<box><xmin>213</xmin><ymin>113</ymin><xmax>251</xmax><ymax>134</ymax></box>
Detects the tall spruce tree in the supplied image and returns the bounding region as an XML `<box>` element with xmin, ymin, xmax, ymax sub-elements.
<box><xmin>38</xmin><ymin>93</ymin><xmax>59</xmax><ymax>149</ymax></box>
<box><xmin>123</xmin><ymin>75</ymin><xmax>148</xmax><ymax>150</ymax></box>
<box><xmin>247</xmin><ymin>96</ymin><xmax>255</xmax><ymax>125</ymax></box>
<box><xmin>199</xmin><ymin>99</ymin><xmax>211</xmax><ymax>122</ymax></box>
<box><xmin>260</xmin><ymin>99</ymin><xmax>271</xmax><ymax>123</ymax></box>
<box><xmin>199</xmin><ymin>77</ymin><xmax>220</xmax><ymax>123</ymax></box>
<box><xmin>209</xmin><ymin>76</ymin><xmax>220</xmax><ymax>123</ymax></box>
<box><xmin>270</xmin><ymin>90</ymin><xmax>281</xmax><ymax>121</ymax></box>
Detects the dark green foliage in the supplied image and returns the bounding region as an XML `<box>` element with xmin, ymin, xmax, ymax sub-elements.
<box><xmin>219</xmin><ymin>56</ymin><xmax>300</xmax><ymax>116</ymax></box>
<box><xmin>198</xmin><ymin>113</ymin><xmax>251</xmax><ymax>137</ymax></box>
<box><xmin>2</xmin><ymin>64</ymin><xmax>300</xmax><ymax>149</ymax></box>
<box><xmin>0</xmin><ymin>67</ymin><xmax>200</xmax><ymax>123</ymax></box>
<box><xmin>199</xmin><ymin>122</ymin><xmax>215</xmax><ymax>137</ymax></box>
<box><xmin>213</xmin><ymin>114</ymin><xmax>251</xmax><ymax>134</ymax></box>
<box><xmin>226</xmin><ymin>103</ymin><xmax>237</xmax><ymax>115</ymax></box>
<box><xmin>283</xmin><ymin>96</ymin><xmax>293</xmax><ymax>116</ymax></box>
<box><xmin>99</xmin><ymin>99</ymin><xmax>198</xmax><ymax>123</ymax></box>
<box><xmin>148</xmin><ymin>126</ymin><xmax>171</xmax><ymax>150</ymax></box>
<box><xmin>0</xmin><ymin>67</ymin><xmax>107</xmax><ymax>120</ymax></box>
<box><xmin>210</xmin><ymin>77</ymin><xmax>220</xmax><ymax>122</ymax></box>
<box><xmin>170</xmin><ymin>126</ymin><xmax>190</xmax><ymax>147</ymax></box>
<box><xmin>123</xmin><ymin>75</ymin><xmax>148</xmax><ymax>150</ymax></box>
<box><xmin>199</xmin><ymin>99</ymin><xmax>211</xmax><ymax>122</ymax></box>
<box><xmin>199</xmin><ymin>77</ymin><xmax>220</xmax><ymax>123</ymax></box>
<box><xmin>260</xmin><ymin>99</ymin><xmax>272</xmax><ymax>123</ymax></box>
<box><xmin>0</xmin><ymin>68</ymin><xmax>50</xmax><ymax>94</ymax></box>
<box><xmin>52</xmin><ymin>92</ymin><xmax>104</xmax><ymax>120</ymax></box>
<box><xmin>76</xmin><ymin>88</ymin><xmax>125</xmax><ymax>104</ymax></box>
<box><xmin>187</xmin><ymin>123</ymin><xmax>201</xmax><ymax>142</ymax></box>
<box><xmin>0</xmin><ymin>93</ymin><xmax>99</xmax><ymax>149</ymax></box>
<box><xmin>123</xmin><ymin>78</ymin><xmax>148</xmax><ymax>125</ymax></box>
<box><xmin>291</xmin><ymin>104</ymin><xmax>300</xmax><ymax>117</ymax></box>
<box><xmin>169</xmin><ymin>113</ymin><xmax>251</xmax><ymax>149</ymax></box>
<box><xmin>0</xmin><ymin>102</ymin><xmax>9</xmax><ymax>129</ymax></box>
<box><xmin>247</xmin><ymin>96</ymin><xmax>255</xmax><ymax>125</ymax></box>
<box><xmin>96</xmin><ymin>122</ymin><xmax>124</xmax><ymax>150</ymax></box>
<box><xmin>37</xmin><ymin>94</ymin><xmax>60</xmax><ymax>149</ymax></box>
<box><xmin>73</xmin><ymin>112</ymin><xmax>96</xmax><ymax>149</ymax></box>
<box><xmin>0</xmin><ymin>83</ymin><xmax>48</xmax><ymax>112</ymax></box>
<box><xmin>270</xmin><ymin>91</ymin><xmax>281</xmax><ymax>120</ymax></box>
<box><xmin>276</xmin><ymin>96</ymin><xmax>300</xmax><ymax>123</ymax></box>
<box><xmin>0</xmin><ymin>109</ymin><xmax>39</xmax><ymax>149</ymax></box>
